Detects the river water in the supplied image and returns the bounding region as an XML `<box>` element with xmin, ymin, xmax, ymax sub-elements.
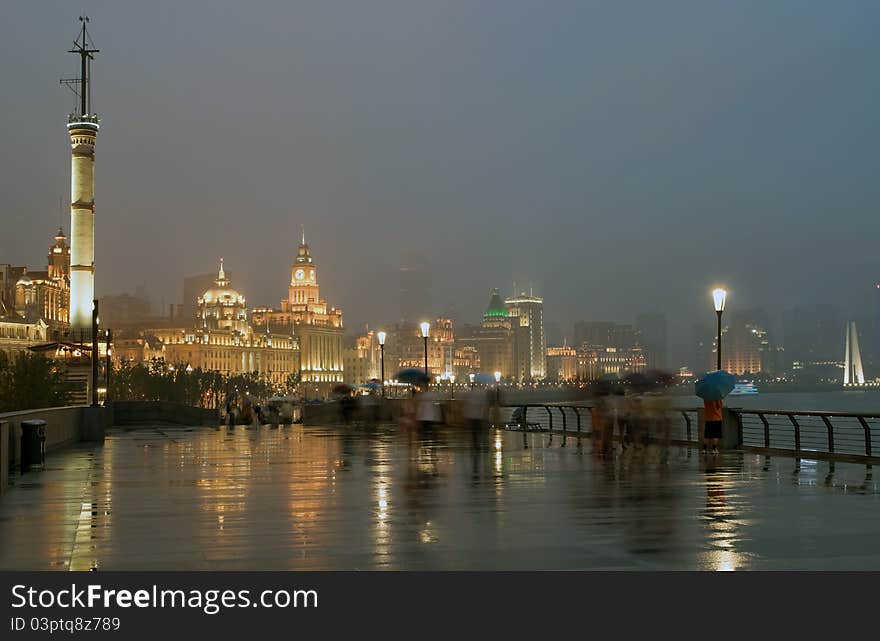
<box><xmin>677</xmin><ymin>390</ymin><xmax>880</xmax><ymax>413</ymax></box>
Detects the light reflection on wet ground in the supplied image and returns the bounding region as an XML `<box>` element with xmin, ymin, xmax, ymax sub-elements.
<box><xmin>0</xmin><ymin>423</ymin><xmax>877</xmax><ymax>570</ymax></box>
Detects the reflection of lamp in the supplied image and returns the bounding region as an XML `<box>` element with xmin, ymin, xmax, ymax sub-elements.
<box><xmin>420</xmin><ymin>322</ymin><xmax>430</xmax><ymax>375</ymax></box>
<box><xmin>712</xmin><ymin>288</ymin><xmax>727</xmax><ymax>371</ymax></box>
<box><xmin>377</xmin><ymin>331</ymin><xmax>387</xmax><ymax>397</ymax></box>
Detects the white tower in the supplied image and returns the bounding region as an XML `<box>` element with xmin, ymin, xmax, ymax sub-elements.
<box><xmin>844</xmin><ymin>321</ymin><xmax>865</xmax><ymax>386</ymax></box>
<box><xmin>63</xmin><ymin>17</ymin><xmax>100</xmax><ymax>334</ymax></box>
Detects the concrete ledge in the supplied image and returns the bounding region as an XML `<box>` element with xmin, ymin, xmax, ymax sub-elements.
<box><xmin>1</xmin><ymin>421</ymin><xmax>8</xmax><ymax>496</ymax></box>
<box><xmin>0</xmin><ymin>406</ymin><xmax>85</xmax><ymax>471</ymax></box>
<box><xmin>111</xmin><ymin>401</ymin><xmax>218</xmax><ymax>427</ymax></box>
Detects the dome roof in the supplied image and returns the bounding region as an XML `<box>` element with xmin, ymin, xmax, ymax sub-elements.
<box><xmin>201</xmin><ymin>259</ymin><xmax>245</xmax><ymax>304</ymax></box>
<box><xmin>16</xmin><ymin>270</ymin><xmax>32</xmax><ymax>286</ymax></box>
<box><xmin>484</xmin><ymin>288</ymin><xmax>508</xmax><ymax>318</ymax></box>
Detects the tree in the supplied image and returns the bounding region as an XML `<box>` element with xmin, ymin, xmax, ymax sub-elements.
<box><xmin>0</xmin><ymin>351</ymin><xmax>71</xmax><ymax>412</ymax></box>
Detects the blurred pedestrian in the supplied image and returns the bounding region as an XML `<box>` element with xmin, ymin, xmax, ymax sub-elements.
<box><xmin>416</xmin><ymin>388</ymin><xmax>442</xmax><ymax>428</ymax></box>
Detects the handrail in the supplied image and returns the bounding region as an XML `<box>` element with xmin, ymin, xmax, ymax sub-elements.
<box><xmin>730</xmin><ymin>408</ymin><xmax>878</xmax><ymax>462</ymax></box>
<box><xmin>731</xmin><ymin>408</ymin><xmax>880</xmax><ymax>419</ymax></box>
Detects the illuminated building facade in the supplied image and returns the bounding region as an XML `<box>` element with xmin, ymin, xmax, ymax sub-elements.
<box><xmin>577</xmin><ymin>345</ymin><xmax>647</xmax><ymax>380</ymax></box>
<box><xmin>343</xmin><ymin>330</ymin><xmax>381</xmax><ymax>385</ymax></box>
<box><xmin>455</xmin><ymin>289</ymin><xmax>514</xmax><ymax>378</ymax></box>
<box><xmin>251</xmin><ymin>234</ymin><xmax>344</xmax><ymax>395</ymax></box>
<box><xmin>505</xmin><ymin>293</ymin><xmax>546</xmax><ymax>381</ymax></box>
<box><xmin>0</xmin><ymin>318</ymin><xmax>48</xmax><ymax>358</ymax></box>
<box><xmin>714</xmin><ymin>311</ymin><xmax>772</xmax><ymax>375</ymax></box>
<box><xmin>8</xmin><ymin>229</ymin><xmax>71</xmax><ymax>335</ymax></box>
<box><xmin>546</xmin><ymin>343</ymin><xmax>578</xmax><ymax>382</ymax></box>
<box><xmin>141</xmin><ymin>261</ymin><xmax>299</xmax><ymax>387</ymax></box>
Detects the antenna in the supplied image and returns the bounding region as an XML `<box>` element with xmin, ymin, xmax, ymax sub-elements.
<box><xmin>60</xmin><ymin>16</ymin><xmax>99</xmax><ymax>117</ymax></box>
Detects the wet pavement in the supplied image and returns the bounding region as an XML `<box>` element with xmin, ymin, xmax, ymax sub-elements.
<box><xmin>0</xmin><ymin>423</ymin><xmax>878</xmax><ymax>570</ymax></box>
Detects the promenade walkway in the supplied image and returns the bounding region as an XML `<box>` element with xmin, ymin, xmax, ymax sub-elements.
<box><xmin>0</xmin><ymin>423</ymin><xmax>877</xmax><ymax>570</ymax></box>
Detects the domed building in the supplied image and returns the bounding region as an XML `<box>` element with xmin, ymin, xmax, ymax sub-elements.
<box><xmin>196</xmin><ymin>259</ymin><xmax>248</xmax><ymax>334</ymax></box>
<box><xmin>144</xmin><ymin>259</ymin><xmax>300</xmax><ymax>389</ymax></box>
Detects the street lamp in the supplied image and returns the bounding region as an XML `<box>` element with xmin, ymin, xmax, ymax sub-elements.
<box><xmin>449</xmin><ymin>373</ymin><xmax>456</xmax><ymax>400</ymax></box>
<box><xmin>494</xmin><ymin>370</ymin><xmax>502</xmax><ymax>404</ymax></box>
<box><xmin>420</xmin><ymin>322</ymin><xmax>430</xmax><ymax>377</ymax></box>
<box><xmin>712</xmin><ymin>288</ymin><xmax>727</xmax><ymax>371</ymax></box>
<box><xmin>469</xmin><ymin>372</ymin><xmax>475</xmax><ymax>390</ymax></box>
<box><xmin>91</xmin><ymin>299</ymin><xmax>99</xmax><ymax>407</ymax></box>
<box><xmin>105</xmin><ymin>328</ymin><xmax>112</xmax><ymax>404</ymax></box>
<box><xmin>377</xmin><ymin>331</ymin><xmax>387</xmax><ymax>397</ymax></box>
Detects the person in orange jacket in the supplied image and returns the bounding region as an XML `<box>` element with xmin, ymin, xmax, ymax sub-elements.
<box><xmin>703</xmin><ymin>398</ymin><xmax>723</xmax><ymax>454</ymax></box>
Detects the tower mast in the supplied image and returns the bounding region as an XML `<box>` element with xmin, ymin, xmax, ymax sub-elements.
<box><xmin>62</xmin><ymin>17</ymin><xmax>100</xmax><ymax>334</ymax></box>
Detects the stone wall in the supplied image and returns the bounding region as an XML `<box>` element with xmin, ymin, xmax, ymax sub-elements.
<box><xmin>0</xmin><ymin>405</ymin><xmax>84</xmax><ymax>481</ymax></box>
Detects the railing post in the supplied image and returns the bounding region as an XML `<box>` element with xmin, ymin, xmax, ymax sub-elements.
<box><xmin>759</xmin><ymin>413</ymin><xmax>770</xmax><ymax>448</ymax></box>
<box><xmin>787</xmin><ymin>414</ymin><xmax>801</xmax><ymax>451</ymax></box>
<box><xmin>820</xmin><ymin>415</ymin><xmax>835</xmax><ymax>453</ymax></box>
<box><xmin>572</xmin><ymin>407</ymin><xmax>581</xmax><ymax>433</ymax></box>
<box><xmin>682</xmin><ymin>411</ymin><xmax>691</xmax><ymax>441</ymax></box>
<box><xmin>558</xmin><ymin>407</ymin><xmax>567</xmax><ymax>432</ymax></box>
<box><xmin>856</xmin><ymin>416</ymin><xmax>872</xmax><ymax>458</ymax></box>
<box><xmin>545</xmin><ymin>406</ymin><xmax>553</xmax><ymax>431</ymax></box>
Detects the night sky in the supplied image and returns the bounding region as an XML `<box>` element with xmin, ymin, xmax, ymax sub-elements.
<box><xmin>3</xmin><ymin>1</ymin><xmax>879</xmax><ymax>364</ymax></box>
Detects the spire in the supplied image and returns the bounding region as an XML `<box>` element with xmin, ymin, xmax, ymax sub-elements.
<box><xmin>301</xmin><ymin>224</ymin><xmax>305</xmax><ymax>246</ymax></box>
<box><xmin>217</xmin><ymin>258</ymin><xmax>227</xmax><ymax>285</ymax></box>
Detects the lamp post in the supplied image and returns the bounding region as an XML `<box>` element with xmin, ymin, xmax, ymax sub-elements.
<box><xmin>494</xmin><ymin>370</ymin><xmax>502</xmax><ymax>405</ymax></box>
<box><xmin>91</xmin><ymin>299</ymin><xmax>99</xmax><ymax>407</ymax></box>
<box><xmin>377</xmin><ymin>331</ymin><xmax>386</xmax><ymax>397</ymax></box>
<box><xmin>420</xmin><ymin>322</ymin><xmax>430</xmax><ymax>377</ymax></box>
<box><xmin>469</xmin><ymin>373</ymin><xmax>475</xmax><ymax>390</ymax></box>
<box><xmin>105</xmin><ymin>328</ymin><xmax>112</xmax><ymax>403</ymax></box>
<box><xmin>449</xmin><ymin>373</ymin><xmax>456</xmax><ymax>400</ymax></box>
<box><xmin>712</xmin><ymin>288</ymin><xmax>727</xmax><ymax>371</ymax></box>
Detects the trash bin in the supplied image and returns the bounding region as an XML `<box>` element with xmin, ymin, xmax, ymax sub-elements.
<box><xmin>20</xmin><ymin>419</ymin><xmax>46</xmax><ymax>473</ymax></box>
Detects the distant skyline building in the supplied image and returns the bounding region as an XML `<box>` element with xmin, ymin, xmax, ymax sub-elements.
<box><xmin>65</xmin><ymin>19</ymin><xmax>100</xmax><ymax>335</ymax></box>
<box><xmin>636</xmin><ymin>312</ymin><xmax>667</xmax><ymax>370</ymax></box>
<box><xmin>715</xmin><ymin>310</ymin><xmax>774</xmax><ymax>375</ymax></box>
<box><xmin>505</xmin><ymin>292</ymin><xmax>546</xmax><ymax>381</ymax></box>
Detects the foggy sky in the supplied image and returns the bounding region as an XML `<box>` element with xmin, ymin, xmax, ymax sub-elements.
<box><xmin>3</xmin><ymin>1</ymin><xmax>880</xmax><ymax>365</ymax></box>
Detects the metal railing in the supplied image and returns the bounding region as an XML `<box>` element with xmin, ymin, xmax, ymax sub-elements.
<box><xmin>730</xmin><ymin>409</ymin><xmax>880</xmax><ymax>462</ymax></box>
<box><xmin>498</xmin><ymin>403</ymin><xmax>701</xmax><ymax>445</ymax></box>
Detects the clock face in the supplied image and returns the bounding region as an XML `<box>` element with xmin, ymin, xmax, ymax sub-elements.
<box><xmin>295</xmin><ymin>269</ymin><xmax>305</xmax><ymax>281</ymax></box>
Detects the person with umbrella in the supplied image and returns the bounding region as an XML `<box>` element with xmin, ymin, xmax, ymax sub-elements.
<box><xmin>695</xmin><ymin>370</ymin><xmax>735</xmax><ymax>454</ymax></box>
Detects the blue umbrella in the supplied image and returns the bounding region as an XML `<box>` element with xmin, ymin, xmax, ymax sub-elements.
<box><xmin>471</xmin><ymin>372</ymin><xmax>497</xmax><ymax>385</ymax></box>
<box><xmin>394</xmin><ymin>368</ymin><xmax>430</xmax><ymax>385</ymax></box>
<box><xmin>695</xmin><ymin>370</ymin><xmax>736</xmax><ymax>400</ymax></box>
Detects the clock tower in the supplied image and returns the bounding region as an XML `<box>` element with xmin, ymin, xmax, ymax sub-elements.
<box><xmin>287</xmin><ymin>230</ymin><xmax>321</xmax><ymax>307</ymax></box>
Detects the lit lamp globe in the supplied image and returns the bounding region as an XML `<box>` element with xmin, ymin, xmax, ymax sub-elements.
<box><xmin>420</xmin><ymin>322</ymin><xmax>430</xmax><ymax>376</ymax></box>
<box><xmin>712</xmin><ymin>288</ymin><xmax>727</xmax><ymax>371</ymax></box>
<box><xmin>712</xmin><ymin>288</ymin><xmax>727</xmax><ymax>313</ymax></box>
<box><xmin>377</xmin><ymin>331</ymin><xmax>386</xmax><ymax>346</ymax></box>
<box><xmin>494</xmin><ymin>371</ymin><xmax>501</xmax><ymax>384</ymax></box>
